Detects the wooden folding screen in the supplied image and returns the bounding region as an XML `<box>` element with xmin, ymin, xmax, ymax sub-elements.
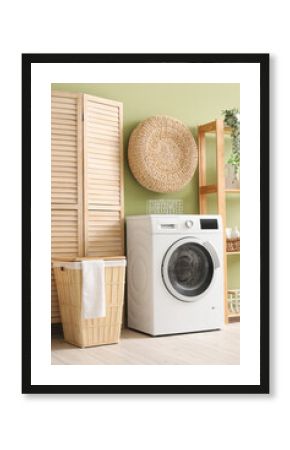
<box><xmin>51</xmin><ymin>91</ymin><xmax>124</xmax><ymax>323</ymax></box>
<box><xmin>83</xmin><ymin>95</ymin><xmax>124</xmax><ymax>257</ymax></box>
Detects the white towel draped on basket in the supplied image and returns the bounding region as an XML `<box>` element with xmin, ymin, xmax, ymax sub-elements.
<box><xmin>81</xmin><ymin>260</ymin><xmax>106</xmax><ymax>319</ymax></box>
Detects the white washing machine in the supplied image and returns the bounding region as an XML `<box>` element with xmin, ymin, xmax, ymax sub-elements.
<box><xmin>126</xmin><ymin>215</ymin><xmax>224</xmax><ymax>335</ymax></box>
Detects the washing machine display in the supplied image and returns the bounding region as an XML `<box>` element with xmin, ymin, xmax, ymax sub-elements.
<box><xmin>162</xmin><ymin>238</ymin><xmax>214</xmax><ymax>301</ymax></box>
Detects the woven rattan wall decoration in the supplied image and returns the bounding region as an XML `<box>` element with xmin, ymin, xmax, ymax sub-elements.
<box><xmin>128</xmin><ymin>115</ymin><xmax>198</xmax><ymax>193</ymax></box>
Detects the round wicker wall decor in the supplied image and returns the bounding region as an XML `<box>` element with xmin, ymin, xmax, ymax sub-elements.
<box><xmin>128</xmin><ymin>115</ymin><xmax>198</xmax><ymax>193</ymax></box>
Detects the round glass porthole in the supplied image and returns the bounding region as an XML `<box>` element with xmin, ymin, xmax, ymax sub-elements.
<box><xmin>162</xmin><ymin>239</ymin><xmax>215</xmax><ymax>301</ymax></box>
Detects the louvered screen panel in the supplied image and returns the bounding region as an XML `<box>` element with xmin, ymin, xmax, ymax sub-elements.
<box><xmin>51</xmin><ymin>209</ymin><xmax>80</xmax><ymax>256</ymax></box>
<box><xmin>51</xmin><ymin>91</ymin><xmax>83</xmax><ymax>323</ymax></box>
<box><xmin>51</xmin><ymin>208</ymin><xmax>81</xmax><ymax>322</ymax></box>
<box><xmin>87</xmin><ymin>210</ymin><xmax>123</xmax><ymax>256</ymax></box>
<box><xmin>51</xmin><ymin>94</ymin><xmax>79</xmax><ymax>204</ymax></box>
<box><xmin>83</xmin><ymin>95</ymin><xmax>124</xmax><ymax>256</ymax></box>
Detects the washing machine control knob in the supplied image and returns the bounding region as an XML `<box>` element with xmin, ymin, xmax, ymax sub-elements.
<box><xmin>185</xmin><ymin>220</ymin><xmax>194</xmax><ymax>229</ymax></box>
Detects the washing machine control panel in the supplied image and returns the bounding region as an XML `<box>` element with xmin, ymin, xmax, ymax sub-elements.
<box><xmin>185</xmin><ymin>219</ymin><xmax>194</xmax><ymax>229</ymax></box>
<box><xmin>150</xmin><ymin>215</ymin><xmax>221</xmax><ymax>233</ymax></box>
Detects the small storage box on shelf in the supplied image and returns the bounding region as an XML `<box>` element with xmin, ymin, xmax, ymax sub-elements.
<box><xmin>226</xmin><ymin>237</ymin><xmax>240</xmax><ymax>253</ymax></box>
<box><xmin>227</xmin><ymin>289</ymin><xmax>240</xmax><ymax>317</ymax></box>
<box><xmin>53</xmin><ymin>256</ymin><xmax>126</xmax><ymax>348</ymax></box>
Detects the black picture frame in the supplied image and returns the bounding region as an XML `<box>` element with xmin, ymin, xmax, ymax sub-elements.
<box><xmin>22</xmin><ymin>53</ymin><xmax>269</xmax><ymax>394</ymax></box>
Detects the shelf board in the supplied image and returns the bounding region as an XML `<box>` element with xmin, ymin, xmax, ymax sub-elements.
<box><xmin>228</xmin><ymin>313</ymin><xmax>240</xmax><ymax>319</ymax></box>
<box><xmin>198</xmin><ymin>120</ymin><xmax>232</xmax><ymax>134</ymax></box>
<box><xmin>200</xmin><ymin>184</ymin><xmax>217</xmax><ymax>195</ymax></box>
<box><xmin>226</xmin><ymin>251</ymin><xmax>240</xmax><ymax>256</ymax></box>
<box><xmin>225</xmin><ymin>189</ymin><xmax>240</xmax><ymax>193</ymax></box>
<box><xmin>199</xmin><ymin>187</ymin><xmax>240</xmax><ymax>195</ymax></box>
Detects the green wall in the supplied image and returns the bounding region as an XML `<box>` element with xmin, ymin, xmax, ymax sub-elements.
<box><xmin>52</xmin><ymin>83</ymin><xmax>240</xmax><ymax>289</ymax></box>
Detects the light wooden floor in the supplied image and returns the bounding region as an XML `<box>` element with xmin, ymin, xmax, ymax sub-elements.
<box><xmin>51</xmin><ymin>323</ymin><xmax>240</xmax><ymax>365</ymax></box>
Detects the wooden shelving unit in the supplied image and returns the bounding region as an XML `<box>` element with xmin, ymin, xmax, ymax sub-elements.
<box><xmin>198</xmin><ymin>119</ymin><xmax>240</xmax><ymax>323</ymax></box>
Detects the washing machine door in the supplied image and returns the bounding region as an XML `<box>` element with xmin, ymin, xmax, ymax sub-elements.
<box><xmin>162</xmin><ymin>237</ymin><xmax>219</xmax><ymax>302</ymax></box>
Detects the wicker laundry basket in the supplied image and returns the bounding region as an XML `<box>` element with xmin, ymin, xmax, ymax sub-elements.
<box><xmin>53</xmin><ymin>256</ymin><xmax>126</xmax><ymax>348</ymax></box>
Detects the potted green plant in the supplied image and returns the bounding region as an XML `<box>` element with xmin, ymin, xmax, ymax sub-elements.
<box><xmin>222</xmin><ymin>108</ymin><xmax>240</xmax><ymax>189</ymax></box>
